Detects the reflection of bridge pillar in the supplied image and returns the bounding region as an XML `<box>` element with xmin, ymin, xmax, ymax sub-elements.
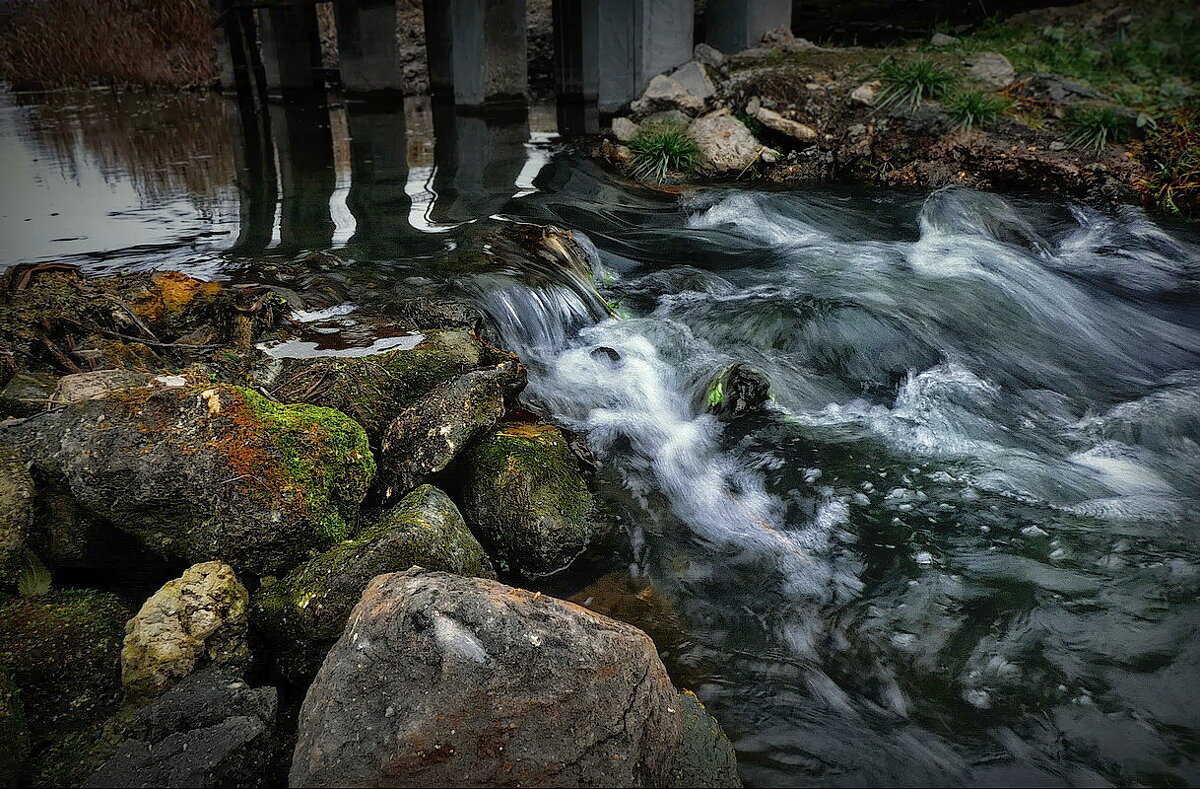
<box><xmin>425</xmin><ymin>0</ymin><xmax>527</xmax><ymax>107</ymax></box>
<box><xmin>429</xmin><ymin>103</ymin><xmax>530</xmax><ymax>225</ymax></box>
<box><xmin>257</xmin><ymin>4</ymin><xmax>324</xmax><ymax>94</ymax></box>
<box><xmin>705</xmin><ymin>0</ymin><xmax>791</xmax><ymax>55</ymax></box>
<box><xmin>226</xmin><ymin>95</ymin><xmax>277</xmax><ymax>255</ymax></box>
<box><xmin>555</xmin><ymin>0</ymin><xmax>692</xmax><ymax>113</ymax></box>
<box><xmin>345</xmin><ymin>101</ymin><xmax>414</xmax><ymax>255</ymax></box>
<box><xmin>335</xmin><ymin>0</ymin><xmax>405</xmax><ymax>93</ymax></box>
<box><xmin>270</xmin><ymin>101</ymin><xmax>337</xmax><ymax>252</ymax></box>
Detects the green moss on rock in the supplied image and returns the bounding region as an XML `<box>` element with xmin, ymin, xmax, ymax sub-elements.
<box><xmin>270</xmin><ymin>331</ymin><xmax>486</xmax><ymax>440</ymax></box>
<box><xmin>0</xmin><ymin>381</ymin><xmax>375</xmax><ymax>575</ymax></box>
<box><xmin>665</xmin><ymin>690</ymin><xmax>742</xmax><ymax>787</ymax></box>
<box><xmin>0</xmin><ymin>450</ymin><xmax>34</xmax><ymax>583</ymax></box>
<box><xmin>0</xmin><ymin>589</ymin><xmax>127</xmax><ymax>738</ymax></box>
<box><xmin>253</xmin><ymin>484</ymin><xmax>494</xmax><ymax>682</ymax></box>
<box><xmin>461</xmin><ymin>423</ymin><xmax>596</xmax><ymax>577</ymax></box>
<box><xmin>0</xmin><ymin>670</ymin><xmax>30</xmax><ymax>785</ymax></box>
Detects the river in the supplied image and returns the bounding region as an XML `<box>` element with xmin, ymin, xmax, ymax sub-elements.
<box><xmin>2</xmin><ymin>88</ymin><xmax>1198</xmax><ymax>787</ymax></box>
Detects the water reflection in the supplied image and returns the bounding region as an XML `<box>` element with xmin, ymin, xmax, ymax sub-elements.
<box><xmin>0</xmin><ymin>87</ymin><xmax>566</xmax><ymax>272</ymax></box>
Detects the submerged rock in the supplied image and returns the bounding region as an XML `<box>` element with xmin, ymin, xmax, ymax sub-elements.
<box><xmin>379</xmin><ymin>360</ymin><xmax>524</xmax><ymax>499</ymax></box>
<box><xmin>122</xmin><ymin>561</ymin><xmax>250</xmax><ymax>702</ymax></box>
<box><xmin>269</xmin><ymin>330</ymin><xmax>486</xmax><ymax>441</ymax></box>
<box><xmin>1</xmin><ymin>381</ymin><xmax>374</xmax><ymax>575</ymax></box>
<box><xmin>704</xmin><ymin>363</ymin><xmax>772</xmax><ymax>415</ymax></box>
<box><xmin>0</xmin><ymin>589</ymin><xmax>127</xmax><ymax>738</ymax></box>
<box><xmin>253</xmin><ymin>484</ymin><xmax>493</xmax><ymax>682</ymax></box>
<box><xmin>689</xmin><ymin>110</ymin><xmax>762</xmax><ymax>174</ymax></box>
<box><xmin>462</xmin><ymin>422</ymin><xmax>596</xmax><ymax>577</ymax></box>
<box><xmin>0</xmin><ymin>450</ymin><xmax>34</xmax><ymax>583</ymax></box>
<box><xmin>290</xmin><ymin>569</ymin><xmax>741</xmax><ymax>788</ymax></box>
<box><xmin>85</xmin><ymin>668</ymin><xmax>277</xmax><ymax>789</ymax></box>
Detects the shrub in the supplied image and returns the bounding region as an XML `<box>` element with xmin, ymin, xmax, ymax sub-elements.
<box><xmin>947</xmin><ymin>91</ymin><xmax>1011</xmax><ymax>129</ymax></box>
<box><xmin>876</xmin><ymin>58</ymin><xmax>957</xmax><ymax>110</ymax></box>
<box><xmin>1065</xmin><ymin>106</ymin><xmax>1136</xmax><ymax>151</ymax></box>
<box><xmin>629</xmin><ymin>130</ymin><xmax>700</xmax><ymax>183</ymax></box>
<box><xmin>0</xmin><ymin>0</ymin><xmax>216</xmax><ymax>90</ymax></box>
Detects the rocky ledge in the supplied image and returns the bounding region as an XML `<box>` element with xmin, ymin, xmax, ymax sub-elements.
<box><xmin>0</xmin><ymin>224</ymin><xmax>743</xmax><ymax>787</ymax></box>
<box><xmin>600</xmin><ymin>4</ymin><xmax>1197</xmax><ymax>214</ymax></box>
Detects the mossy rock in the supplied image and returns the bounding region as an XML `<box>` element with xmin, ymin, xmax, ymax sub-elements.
<box><xmin>665</xmin><ymin>690</ymin><xmax>742</xmax><ymax>788</ymax></box>
<box><xmin>0</xmin><ymin>381</ymin><xmax>375</xmax><ymax>575</ymax></box>
<box><xmin>0</xmin><ymin>450</ymin><xmax>34</xmax><ymax>583</ymax></box>
<box><xmin>461</xmin><ymin>423</ymin><xmax>597</xmax><ymax>577</ymax></box>
<box><xmin>0</xmin><ymin>589</ymin><xmax>127</xmax><ymax>739</ymax></box>
<box><xmin>270</xmin><ymin>330</ymin><xmax>487</xmax><ymax>441</ymax></box>
<box><xmin>0</xmin><ymin>670</ymin><xmax>30</xmax><ymax>785</ymax></box>
<box><xmin>253</xmin><ymin>484</ymin><xmax>494</xmax><ymax>682</ymax></box>
<box><xmin>0</xmin><ymin>372</ymin><xmax>58</xmax><ymax>418</ymax></box>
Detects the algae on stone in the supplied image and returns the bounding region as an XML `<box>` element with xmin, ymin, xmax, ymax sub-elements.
<box><xmin>270</xmin><ymin>330</ymin><xmax>487</xmax><ymax>440</ymax></box>
<box><xmin>0</xmin><ymin>589</ymin><xmax>127</xmax><ymax>738</ymax></box>
<box><xmin>461</xmin><ymin>422</ymin><xmax>597</xmax><ymax>577</ymax></box>
<box><xmin>0</xmin><ymin>450</ymin><xmax>34</xmax><ymax>583</ymax></box>
<box><xmin>253</xmin><ymin>484</ymin><xmax>494</xmax><ymax>682</ymax></box>
<box><xmin>0</xmin><ymin>381</ymin><xmax>374</xmax><ymax>575</ymax></box>
<box><xmin>122</xmin><ymin>561</ymin><xmax>251</xmax><ymax>702</ymax></box>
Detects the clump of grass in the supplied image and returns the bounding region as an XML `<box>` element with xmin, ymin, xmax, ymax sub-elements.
<box><xmin>1065</xmin><ymin>106</ymin><xmax>1135</xmax><ymax>151</ymax></box>
<box><xmin>876</xmin><ymin>58</ymin><xmax>957</xmax><ymax>110</ymax></box>
<box><xmin>628</xmin><ymin>130</ymin><xmax>700</xmax><ymax>183</ymax></box>
<box><xmin>1136</xmin><ymin>111</ymin><xmax>1200</xmax><ymax>216</ymax></box>
<box><xmin>947</xmin><ymin>91</ymin><xmax>1012</xmax><ymax>129</ymax></box>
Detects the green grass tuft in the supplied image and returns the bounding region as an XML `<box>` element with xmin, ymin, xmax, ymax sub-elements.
<box><xmin>629</xmin><ymin>130</ymin><xmax>700</xmax><ymax>183</ymax></box>
<box><xmin>876</xmin><ymin>58</ymin><xmax>957</xmax><ymax>110</ymax></box>
<box><xmin>1065</xmin><ymin>106</ymin><xmax>1134</xmax><ymax>151</ymax></box>
<box><xmin>947</xmin><ymin>90</ymin><xmax>1012</xmax><ymax>129</ymax></box>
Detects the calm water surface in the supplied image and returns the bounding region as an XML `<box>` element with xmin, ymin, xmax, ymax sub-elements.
<box><xmin>2</xmin><ymin>89</ymin><xmax>1199</xmax><ymax>787</ymax></box>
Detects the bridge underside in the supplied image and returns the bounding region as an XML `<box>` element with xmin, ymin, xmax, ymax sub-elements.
<box><xmin>211</xmin><ymin>0</ymin><xmax>790</xmax><ymax>110</ymax></box>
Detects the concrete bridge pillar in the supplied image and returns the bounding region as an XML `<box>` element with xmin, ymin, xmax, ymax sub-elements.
<box><xmin>336</xmin><ymin>0</ymin><xmax>405</xmax><ymax>93</ymax></box>
<box><xmin>705</xmin><ymin>0</ymin><xmax>791</xmax><ymax>55</ymax></box>
<box><xmin>257</xmin><ymin>4</ymin><xmax>325</xmax><ymax>94</ymax></box>
<box><xmin>425</xmin><ymin>0</ymin><xmax>528</xmax><ymax>107</ymax></box>
<box><xmin>554</xmin><ymin>0</ymin><xmax>692</xmax><ymax>114</ymax></box>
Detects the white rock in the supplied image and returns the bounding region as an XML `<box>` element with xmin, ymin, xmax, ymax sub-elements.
<box><xmin>851</xmin><ymin>80</ymin><xmax>883</xmax><ymax>106</ymax></box>
<box><xmin>688</xmin><ymin>110</ymin><xmax>762</xmax><ymax>174</ymax></box>
<box><xmin>611</xmin><ymin>116</ymin><xmax>641</xmax><ymax>143</ymax></box>
<box><xmin>746</xmin><ymin>96</ymin><xmax>761</xmax><ymax>115</ymax></box>
<box><xmin>930</xmin><ymin>32</ymin><xmax>958</xmax><ymax>47</ymax></box>
<box><xmin>631</xmin><ymin>73</ymin><xmax>704</xmax><ymax>116</ymax></box>
<box><xmin>671</xmin><ymin>60</ymin><xmax>715</xmax><ymax>100</ymax></box>
<box><xmin>693</xmin><ymin>42</ymin><xmax>725</xmax><ymax>68</ymax></box>
<box><xmin>968</xmin><ymin>52</ymin><xmax>1015</xmax><ymax>88</ymax></box>
<box><xmin>755</xmin><ymin>106</ymin><xmax>818</xmax><ymax>141</ymax></box>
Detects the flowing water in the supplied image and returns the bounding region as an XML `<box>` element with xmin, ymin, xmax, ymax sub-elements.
<box><xmin>3</xmin><ymin>90</ymin><xmax>1199</xmax><ymax>786</ymax></box>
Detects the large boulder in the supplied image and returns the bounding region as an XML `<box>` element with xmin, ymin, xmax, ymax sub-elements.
<box><xmin>122</xmin><ymin>561</ymin><xmax>251</xmax><ymax>702</ymax></box>
<box><xmin>269</xmin><ymin>330</ymin><xmax>487</xmax><ymax>441</ymax></box>
<box><xmin>253</xmin><ymin>484</ymin><xmax>494</xmax><ymax>682</ymax></box>
<box><xmin>290</xmin><ymin>569</ymin><xmax>740</xmax><ymax>788</ymax></box>
<box><xmin>84</xmin><ymin>668</ymin><xmax>277</xmax><ymax>789</ymax></box>
<box><xmin>461</xmin><ymin>422</ymin><xmax>596</xmax><ymax>577</ymax></box>
<box><xmin>379</xmin><ymin>361</ymin><xmax>524</xmax><ymax>500</ymax></box>
<box><xmin>0</xmin><ymin>589</ymin><xmax>127</xmax><ymax>738</ymax></box>
<box><xmin>0</xmin><ymin>380</ymin><xmax>374</xmax><ymax>575</ymax></box>
<box><xmin>688</xmin><ymin>111</ymin><xmax>762</xmax><ymax>174</ymax></box>
<box><xmin>0</xmin><ymin>450</ymin><xmax>34</xmax><ymax>582</ymax></box>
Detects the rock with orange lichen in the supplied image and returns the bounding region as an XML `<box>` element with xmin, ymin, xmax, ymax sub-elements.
<box><xmin>0</xmin><ymin>378</ymin><xmax>374</xmax><ymax>575</ymax></box>
<box><xmin>290</xmin><ymin>568</ymin><xmax>740</xmax><ymax>788</ymax></box>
